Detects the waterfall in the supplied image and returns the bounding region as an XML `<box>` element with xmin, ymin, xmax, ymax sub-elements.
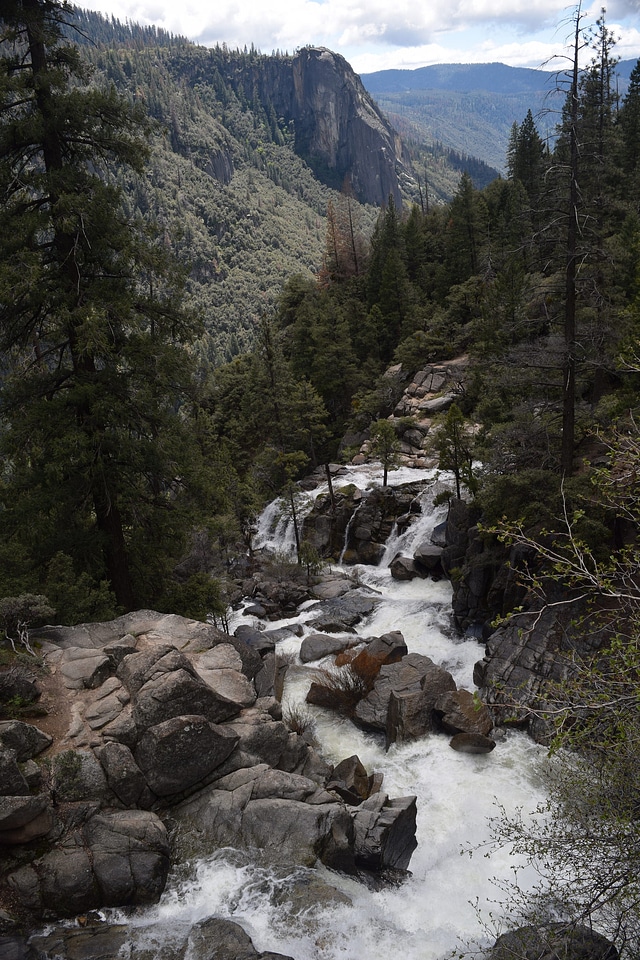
<box><xmin>110</xmin><ymin>465</ymin><xmax>547</xmax><ymax>960</ymax></box>
<box><xmin>338</xmin><ymin>499</ymin><xmax>364</xmax><ymax>563</ymax></box>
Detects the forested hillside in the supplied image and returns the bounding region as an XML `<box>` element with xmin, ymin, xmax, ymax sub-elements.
<box><xmin>363</xmin><ymin>58</ymin><xmax>638</xmax><ymax>172</ymax></box>
<box><xmin>65</xmin><ymin>9</ymin><xmax>500</xmax><ymax>365</ymax></box>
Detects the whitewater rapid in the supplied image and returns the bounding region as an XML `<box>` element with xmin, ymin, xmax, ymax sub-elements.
<box><xmin>119</xmin><ymin>465</ymin><xmax>548</xmax><ymax>959</ymax></box>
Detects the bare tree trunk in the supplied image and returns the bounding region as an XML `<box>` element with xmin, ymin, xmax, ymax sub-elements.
<box><xmin>561</xmin><ymin>6</ymin><xmax>582</xmax><ymax>476</ymax></box>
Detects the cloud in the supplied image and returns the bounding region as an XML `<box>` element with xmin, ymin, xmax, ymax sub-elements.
<box><xmin>80</xmin><ymin>0</ymin><xmax>640</xmax><ymax>69</ymax></box>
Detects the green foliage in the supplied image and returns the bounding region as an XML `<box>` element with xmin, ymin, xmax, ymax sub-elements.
<box><xmin>0</xmin><ymin>1</ymin><xmax>210</xmax><ymax>615</ymax></box>
<box><xmin>44</xmin><ymin>553</ymin><xmax>117</xmax><ymax>626</ymax></box>
<box><xmin>431</xmin><ymin>403</ymin><xmax>477</xmax><ymax>500</ymax></box>
<box><xmin>162</xmin><ymin>573</ymin><xmax>229</xmax><ymax>627</ymax></box>
<box><xmin>474</xmin><ymin>469</ymin><xmax>561</xmax><ymax>528</ymax></box>
<box><xmin>370</xmin><ymin>418</ymin><xmax>401</xmax><ymax>485</ymax></box>
<box><xmin>0</xmin><ymin>595</ymin><xmax>54</xmax><ymax>654</ymax></box>
<box><xmin>298</xmin><ymin>541</ymin><xmax>324</xmax><ymax>582</ymax></box>
<box><xmin>483</xmin><ymin>421</ymin><xmax>640</xmax><ymax>956</ymax></box>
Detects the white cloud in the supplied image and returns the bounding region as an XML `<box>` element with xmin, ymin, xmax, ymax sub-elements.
<box><xmin>80</xmin><ymin>0</ymin><xmax>640</xmax><ymax>69</ymax></box>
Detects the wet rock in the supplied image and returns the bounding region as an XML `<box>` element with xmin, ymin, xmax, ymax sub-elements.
<box><xmin>300</xmin><ymin>633</ymin><xmax>359</xmax><ymax>663</ymax></box>
<box><xmin>413</xmin><ymin>542</ymin><xmax>444</xmax><ymax>574</ymax></box>
<box><xmin>243</xmin><ymin>603</ymin><xmax>267</xmax><ymax>618</ymax></box>
<box><xmin>234</xmin><ymin>626</ymin><xmax>276</xmax><ymax>656</ymax></box>
<box><xmin>308</xmin><ymin>591</ymin><xmax>378</xmax><ymax>633</ymax></box>
<box><xmin>186</xmin><ymin>917</ymin><xmax>295</xmax><ymax>960</ymax></box>
<box><xmin>363</xmin><ymin>631</ymin><xmax>408</xmax><ymax>665</ymax></box>
<box><xmin>354</xmin><ymin>653</ymin><xmax>456</xmax><ymax>742</ymax></box>
<box><xmin>326</xmin><ymin>754</ymin><xmax>376</xmax><ymax>805</ymax></box>
<box><xmin>488</xmin><ymin>923</ymin><xmax>618</xmax><ymax>960</ymax></box>
<box><xmin>242</xmin><ymin>798</ymin><xmax>356</xmax><ymax>871</ymax></box>
<box><xmin>309</xmin><ymin>576</ymin><xmax>353</xmax><ymax>600</ymax></box>
<box><xmin>449</xmin><ymin>733</ymin><xmax>496</xmax><ymax>754</ymax></box>
<box><xmin>434</xmin><ymin>689</ymin><xmax>493</xmax><ymax>736</ymax></box>
<box><xmin>389</xmin><ymin>554</ymin><xmax>420</xmax><ymax>581</ymax></box>
<box><xmin>352</xmin><ymin>792</ymin><xmax>418</xmax><ymax>871</ymax></box>
<box><xmin>29</xmin><ymin>924</ymin><xmax>129</xmax><ymax>960</ymax></box>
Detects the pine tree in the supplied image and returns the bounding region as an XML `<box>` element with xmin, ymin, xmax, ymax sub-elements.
<box><xmin>0</xmin><ymin>0</ymin><xmax>202</xmax><ymax>613</ymax></box>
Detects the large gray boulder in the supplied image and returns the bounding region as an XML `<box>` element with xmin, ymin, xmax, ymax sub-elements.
<box><xmin>365</xmin><ymin>631</ymin><xmax>408</xmax><ymax>663</ymax></box>
<box><xmin>300</xmin><ymin>632</ymin><xmax>359</xmax><ymax>663</ymax></box>
<box><xmin>352</xmin><ymin>792</ymin><xmax>418</xmax><ymax>871</ymax></box>
<box><xmin>326</xmin><ymin>754</ymin><xmax>378</xmax><ymax>805</ymax></box>
<box><xmin>354</xmin><ymin>653</ymin><xmax>456</xmax><ymax>745</ymax></box>
<box><xmin>0</xmin><ymin>720</ymin><xmax>52</xmax><ymax>761</ymax></box>
<box><xmin>134</xmin><ymin>715</ymin><xmax>240</xmax><ymax>798</ymax></box>
<box><xmin>241</xmin><ymin>798</ymin><xmax>355</xmax><ymax>871</ymax></box>
<box><xmin>5</xmin><ymin>810</ymin><xmax>170</xmax><ymax>919</ymax></box>
<box><xmin>173</xmin><ymin>774</ymin><xmax>355</xmax><ymax>871</ymax></box>
<box><xmin>186</xmin><ymin>917</ymin><xmax>295</xmax><ymax>960</ymax></box>
<box><xmin>223</xmin><ymin>703</ymin><xmax>308</xmax><ymax>772</ymax></box>
<box><xmin>413</xmin><ymin>541</ymin><xmax>444</xmax><ymax>574</ymax></box>
<box><xmin>118</xmin><ymin>646</ymin><xmax>243</xmax><ymax>730</ymax></box>
<box><xmin>97</xmin><ymin>741</ymin><xmax>149</xmax><ymax>807</ymax></box>
<box><xmin>308</xmin><ymin>591</ymin><xmax>379</xmax><ymax>633</ymax></box>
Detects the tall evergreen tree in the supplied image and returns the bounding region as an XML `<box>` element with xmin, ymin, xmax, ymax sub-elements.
<box><xmin>0</xmin><ymin>0</ymin><xmax>203</xmax><ymax>613</ymax></box>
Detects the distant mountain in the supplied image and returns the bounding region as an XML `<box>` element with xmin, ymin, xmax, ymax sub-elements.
<box><xmin>361</xmin><ymin>59</ymin><xmax>638</xmax><ymax>172</ymax></box>
<box><xmin>362</xmin><ymin>62</ymin><xmax>557</xmax><ymax>96</ymax></box>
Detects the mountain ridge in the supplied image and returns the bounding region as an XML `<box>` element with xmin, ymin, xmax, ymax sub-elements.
<box><xmin>360</xmin><ymin>58</ymin><xmax>638</xmax><ymax>171</ymax></box>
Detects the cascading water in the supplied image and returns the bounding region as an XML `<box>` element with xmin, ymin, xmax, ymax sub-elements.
<box><xmin>115</xmin><ymin>464</ymin><xmax>547</xmax><ymax>959</ymax></box>
<box><xmin>338</xmin><ymin>499</ymin><xmax>364</xmax><ymax>563</ymax></box>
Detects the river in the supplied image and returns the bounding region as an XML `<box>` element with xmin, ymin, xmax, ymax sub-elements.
<box><xmin>120</xmin><ymin>465</ymin><xmax>548</xmax><ymax>959</ymax></box>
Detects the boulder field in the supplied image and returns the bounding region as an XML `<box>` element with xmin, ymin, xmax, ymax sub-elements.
<box><xmin>0</xmin><ymin>609</ymin><xmax>418</xmax><ymax>954</ymax></box>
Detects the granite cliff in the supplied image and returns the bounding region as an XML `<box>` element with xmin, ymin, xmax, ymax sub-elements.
<box><xmin>216</xmin><ymin>46</ymin><xmax>409</xmax><ymax>206</ymax></box>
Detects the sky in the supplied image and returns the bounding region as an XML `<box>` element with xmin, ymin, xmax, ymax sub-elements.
<box><xmin>79</xmin><ymin>0</ymin><xmax>640</xmax><ymax>75</ymax></box>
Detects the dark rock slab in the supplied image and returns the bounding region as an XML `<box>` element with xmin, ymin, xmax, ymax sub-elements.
<box><xmin>0</xmin><ymin>720</ymin><xmax>52</xmax><ymax>761</ymax></box>
<box><xmin>434</xmin><ymin>688</ymin><xmax>493</xmax><ymax>736</ymax></box>
<box><xmin>352</xmin><ymin>792</ymin><xmax>418</xmax><ymax>871</ymax></box>
<box><xmin>449</xmin><ymin>732</ymin><xmax>496</xmax><ymax>754</ymax></box>
<box><xmin>6</xmin><ymin>810</ymin><xmax>170</xmax><ymax>919</ymax></box>
<box><xmin>308</xmin><ymin>591</ymin><xmax>378</xmax><ymax>633</ymax></box>
<box><xmin>413</xmin><ymin>541</ymin><xmax>444</xmax><ymax>573</ymax></box>
<box><xmin>134</xmin><ymin>715</ymin><xmax>239</xmax><ymax>797</ymax></box>
<box><xmin>389</xmin><ymin>554</ymin><xmax>420</xmax><ymax>581</ymax></box>
<box><xmin>354</xmin><ymin>653</ymin><xmax>456</xmax><ymax>742</ymax></box>
<box><xmin>488</xmin><ymin>923</ymin><xmax>618</xmax><ymax>960</ymax></box>
<box><xmin>97</xmin><ymin>741</ymin><xmax>148</xmax><ymax>807</ymax></box>
<box><xmin>0</xmin><ymin>745</ymin><xmax>30</xmax><ymax>796</ymax></box>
